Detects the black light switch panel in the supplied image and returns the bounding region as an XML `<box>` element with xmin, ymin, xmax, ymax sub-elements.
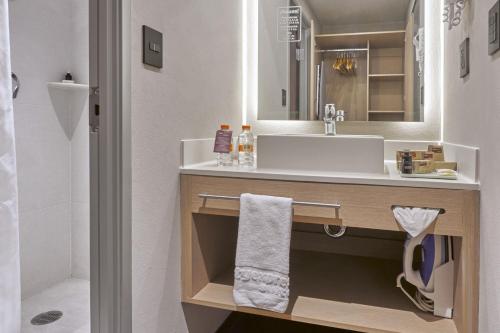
<box><xmin>489</xmin><ymin>1</ymin><xmax>500</xmax><ymax>55</ymax></box>
<box><xmin>143</xmin><ymin>25</ymin><xmax>163</xmax><ymax>68</ymax></box>
<box><xmin>460</xmin><ymin>38</ymin><xmax>470</xmax><ymax>78</ymax></box>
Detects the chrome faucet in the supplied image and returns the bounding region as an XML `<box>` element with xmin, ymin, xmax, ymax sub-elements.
<box><xmin>324</xmin><ymin>104</ymin><xmax>337</xmax><ymax>136</ymax></box>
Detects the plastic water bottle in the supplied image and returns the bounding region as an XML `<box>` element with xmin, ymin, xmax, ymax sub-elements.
<box><xmin>238</xmin><ymin>125</ymin><xmax>255</xmax><ymax>167</ymax></box>
<box><xmin>216</xmin><ymin>124</ymin><xmax>233</xmax><ymax>167</ymax></box>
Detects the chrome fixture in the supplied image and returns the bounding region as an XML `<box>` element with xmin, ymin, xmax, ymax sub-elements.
<box><xmin>199</xmin><ymin>193</ymin><xmax>341</xmax><ymax>209</ymax></box>
<box><xmin>199</xmin><ymin>193</ymin><xmax>347</xmax><ymax>239</ymax></box>
<box><xmin>324</xmin><ymin>104</ymin><xmax>337</xmax><ymax>136</ymax></box>
<box><xmin>11</xmin><ymin>72</ymin><xmax>20</xmax><ymax>99</ymax></box>
<box><xmin>324</xmin><ymin>225</ymin><xmax>347</xmax><ymax>238</ymax></box>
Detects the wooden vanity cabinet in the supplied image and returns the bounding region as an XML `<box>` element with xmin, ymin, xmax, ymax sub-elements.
<box><xmin>181</xmin><ymin>175</ymin><xmax>479</xmax><ymax>333</ymax></box>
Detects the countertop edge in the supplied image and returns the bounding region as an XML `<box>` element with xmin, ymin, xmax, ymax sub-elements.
<box><xmin>179</xmin><ymin>165</ymin><xmax>480</xmax><ymax>191</ymax></box>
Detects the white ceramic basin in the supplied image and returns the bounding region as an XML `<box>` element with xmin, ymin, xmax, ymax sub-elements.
<box><xmin>257</xmin><ymin>134</ymin><xmax>385</xmax><ymax>174</ymax></box>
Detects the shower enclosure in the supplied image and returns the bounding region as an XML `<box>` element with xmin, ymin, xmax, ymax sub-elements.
<box><xmin>8</xmin><ymin>0</ymin><xmax>91</xmax><ymax>331</ymax></box>
<box><xmin>2</xmin><ymin>0</ymin><xmax>131</xmax><ymax>331</ymax></box>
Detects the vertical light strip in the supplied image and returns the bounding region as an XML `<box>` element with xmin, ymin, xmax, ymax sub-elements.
<box><xmin>242</xmin><ymin>0</ymin><xmax>248</xmax><ymax>125</ymax></box>
<box><xmin>440</xmin><ymin>0</ymin><xmax>445</xmax><ymax>143</ymax></box>
<box><xmin>252</xmin><ymin>0</ymin><xmax>259</xmax><ymax>123</ymax></box>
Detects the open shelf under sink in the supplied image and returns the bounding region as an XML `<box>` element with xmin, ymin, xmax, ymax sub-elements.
<box><xmin>187</xmin><ymin>250</ymin><xmax>457</xmax><ymax>333</ymax></box>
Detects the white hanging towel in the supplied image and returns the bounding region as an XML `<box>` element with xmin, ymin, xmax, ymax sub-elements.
<box><xmin>393</xmin><ymin>207</ymin><xmax>440</xmax><ymax>238</ymax></box>
<box><xmin>0</xmin><ymin>0</ymin><xmax>21</xmax><ymax>332</ymax></box>
<box><xmin>233</xmin><ymin>193</ymin><xmax>293</xmax><ymax>313</ymax></box>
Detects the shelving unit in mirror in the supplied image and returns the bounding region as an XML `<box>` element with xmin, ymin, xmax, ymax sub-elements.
<box><xmin>313</xmin><ymin>31</ymin><xmax>412</xmax><ymax>122</ymax></box>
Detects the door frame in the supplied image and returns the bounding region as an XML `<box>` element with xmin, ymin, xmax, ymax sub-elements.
<box><xmin>89</xmin><ymin>0</ymin><xmax>132</xmax><ymax>331</ymax></box>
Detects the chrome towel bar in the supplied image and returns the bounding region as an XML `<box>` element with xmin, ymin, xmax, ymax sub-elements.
<box><xmin>198</xmin><ymin>194</ymin><xmax>341</xmax><ymax>209</ymax></box>
<box><xmin>199</xmin><ymin>193</ymin><xmax>347</xmax><ymax>238</ymax></box>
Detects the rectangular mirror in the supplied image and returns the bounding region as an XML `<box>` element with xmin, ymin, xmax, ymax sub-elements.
<box><xmin>258</xmin><ymin>0</ymin><xmax>425</xmax><ymax>122</ymax></box>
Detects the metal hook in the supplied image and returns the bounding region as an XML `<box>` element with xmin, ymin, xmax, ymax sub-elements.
<box><xmin>324</xmin><ymin>225</ymin><xmax>347</xmax><ymax>238</ymax></box>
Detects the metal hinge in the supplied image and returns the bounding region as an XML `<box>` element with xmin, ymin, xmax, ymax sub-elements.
<box><xmin>90</xmin><ymin>87</ymin><xmax>100</xmax><ymax>133</ymax></box>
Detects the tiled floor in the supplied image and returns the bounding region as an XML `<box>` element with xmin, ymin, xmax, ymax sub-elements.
<box><xmin>21</xmin><ymin>279</ymin><xmax>90</xmax><ymax>333</ymax></box>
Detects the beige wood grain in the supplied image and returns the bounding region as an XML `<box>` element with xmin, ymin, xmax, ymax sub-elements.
<box><xmin>181</xmin><ymin>175</ymin><xmax>479</xmax><ymax>333</ymax></box>
<box><xmin>453</xmin><ymin>191</ymin><xmax>480</xmax><ymax>333</ymax></box>
<box><xmin>188</xmin><ymin>251</ymin><xmax>458</xmax><ymax>333</ymax></box>
<box><xmin>180</xmin><ymin>175</ymin><xmax>193</xmax><ymax>300</ymax></box>
<box><xmin>369</xmin><ymin>78</ymin><xmax>404</xmax><ymax>112</ymax></box>
<box><xmin>370</xmin><ymin>48</ymin><xmax>404</xmax><ymax>74</ymax></box>
<box><xmin>187</xmin><ymin>175</ymin><xmax>466</xmax><ymax>236</ymax></box>
<box><xmin>198</xmin><ymin>207</ymin><xmax>342</xmax><ymax>226</ymax></box>
<box><xmin>368</xmin><ymin>47</ymin><xmax>404</xmax><ymax>121</ymax></box>
<box><xmin>316</xmin><ymin>31</ymin><xmax>406</xmax><ymax>49</ymax></box>
<box><xmin>191</xmin><ymin>214</ymin><xmax>237</xmax><ymax>296</ymax></box>
<box><xmin>322</xmin><ymin>52</ymin><xmax>368</xmax><ymax>121</ymax></box>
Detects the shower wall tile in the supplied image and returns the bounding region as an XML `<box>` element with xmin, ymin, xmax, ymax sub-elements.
<box><xmin>71</xmin><ymin>101</ymin><xmax>90</xmax><ymax>205</ymax></box>
<box><xmin>13</xmin><ymin>103</ymin><xmax>71</xmax><ymax>213</ymax></box>
<box><xmin>71</xmin><ymin>0</ymin><xmax>90</xmax><ymax>84</ymax></box>
<box><xmin>71</xmin><ymin>203</ymin><xmax>90</xmax><ymax>280</ymax></box>
<box><xmin>9</xmin><ymin>0</ymin><xmax>73</xmax><ymax>105</ymax></box>
<box><xmin>19</xmin><ymin>203</ymin><xmax>71</xmax><ymax>299</ymax></box>
<box><xmin>9</xmin><ymin>0</ymin><xmax>90</xmax><ymax>297</ymax></box>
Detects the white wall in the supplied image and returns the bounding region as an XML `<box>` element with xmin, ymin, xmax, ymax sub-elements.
<box><xmin>10</xmin><ymin>0</ymin><xmax>73</xmax><ymax>298</ymax></box>
<box><xmin>70</xmin><ymin>0</ymin><xmax>90</xmax><ymax>281</ymax></box>
<box><xmin>258</xmin><ymin>0</ymin><xmax>290</xmax><ymax>120</ymax></box>
<box><xmin>9</xmin><ymin>0</ymin><xmax>89</xmax><ymax>297</ymax></box>
<box><xmin>442</xmin><ymin>1</ymin><xmax>500</xmax><ymax>332</ymax></box>
<box><xmin>130</xmin><ymin>0</ymin><xmax>242</xmax><ymax>331</ymax></box>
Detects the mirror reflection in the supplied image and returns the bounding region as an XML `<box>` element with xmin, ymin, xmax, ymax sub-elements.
<box><xmin>258</xmin><ymin>0</ymin><xmax>425</xmax><ymax>122</ymax></box>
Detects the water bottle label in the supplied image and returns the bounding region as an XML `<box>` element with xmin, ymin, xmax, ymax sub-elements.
<box><xmin>214</xmin><ymin>130</ymin><xmax>233</xmax><ymax>153</ymax></box>
<box><xmin>238</xmin><ymin>144</ymin><xmax>254</xmax><ymax>153</ymax></box>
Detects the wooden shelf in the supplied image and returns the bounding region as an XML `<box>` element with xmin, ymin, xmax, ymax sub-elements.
<box><xmin>187</xmin><ymin>251</ymin><xmax>457</xmax><ymax>333</ymax></box>
<box><xmin>316</xmin><ymin>31</ymin><xmax>405</xmax><ymax>49</ymax></box>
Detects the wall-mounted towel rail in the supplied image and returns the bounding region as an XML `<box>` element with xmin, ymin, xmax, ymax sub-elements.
<box><xmin>199</xmin><ymin>194</ymin><xmax>341</xmax><ymax>209</ymax></box>
<box><xmin>199</xmin><ymin>193</ymin><xmax>347</xmax><ymax>238</ymax></box>
<box><xmin>391</xmin><ymin>205</ymin><xmax>446</xmax><ymax>215</ymax></box>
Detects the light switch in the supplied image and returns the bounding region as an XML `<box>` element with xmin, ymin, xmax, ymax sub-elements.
<box><xmin>143</xmin><ymin>25</ymin><xmax>163</xmax><ymax>68</ymax></box>
<box><xmin>489</xmin><ymin>1</ymin><xmax>500</xmax><ymax>55</ymax></box>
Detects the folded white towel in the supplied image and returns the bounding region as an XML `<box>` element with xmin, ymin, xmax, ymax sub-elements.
<box><xmin>393</xmin><ymin>207</ymin><xmax>440</xmax><ymax>237</ymax></box>
<box><xmin>233</xmin><ymin>193</ymin><xmax>293</xmax><ymax>313</ymax></box>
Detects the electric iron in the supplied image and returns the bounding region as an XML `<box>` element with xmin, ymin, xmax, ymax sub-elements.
<box><xmin>397</xmin><ymin>232</ymin><xmax>455</xmax><ymax>318</ymax></box>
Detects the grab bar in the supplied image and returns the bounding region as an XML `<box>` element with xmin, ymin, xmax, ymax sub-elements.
<box><xmin>391</xmin><ymin>205</ymin><xmax>446</xmax><ymax>214</ymax></box>
<box><xmin>199</xmin><ymin>193</ymin><xmax>347</xmax><ymax>239</ymax></box>
<box><xmin>11</xmin><ymin>72</ymin><xmax>20</xmax><ymax>99</ymax></box>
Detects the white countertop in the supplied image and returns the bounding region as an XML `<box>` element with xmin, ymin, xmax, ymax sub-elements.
<box><xmin>180</xmin><ymin>161</ymin><xmax>480</xmax><ymax>191</ymax></box>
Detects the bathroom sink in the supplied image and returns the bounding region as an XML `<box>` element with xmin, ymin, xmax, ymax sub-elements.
<box><xmin>257</xmin><ymin>134</ymin><xmax>385</xmax><ymax>174</ymax></box>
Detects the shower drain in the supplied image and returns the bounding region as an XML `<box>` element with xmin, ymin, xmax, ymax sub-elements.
<box><xmin>31</xmin><ymin>311</ymin><xmax>63</xmax><ymax>326</ymax></box>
